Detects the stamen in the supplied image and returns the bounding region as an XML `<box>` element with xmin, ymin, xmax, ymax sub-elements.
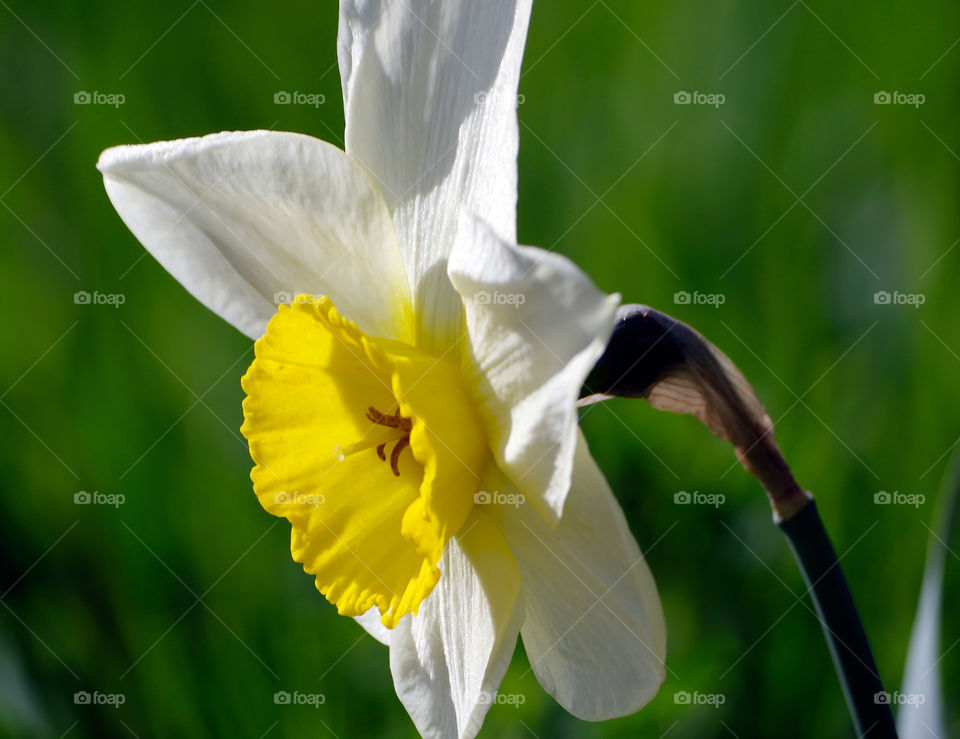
<box><xmin>365</xmin><ymin>406</ymin><xmax>411</xmax><ymax>431</ymax></box>
<box><xmin>389</xmin><ymin>436</ymin><xmax>410</xmax><ymax>477</ymax></box>
<box><xmin>365</xmin><ymin>405</ymin><xmax>412</xmax><ymax>475</ymax></box>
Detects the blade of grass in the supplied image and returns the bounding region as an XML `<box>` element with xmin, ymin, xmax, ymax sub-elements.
<box><xmin>897</xmin><ymin>449</ymin><xmax>960</xmax><ymax>738</ymax></box>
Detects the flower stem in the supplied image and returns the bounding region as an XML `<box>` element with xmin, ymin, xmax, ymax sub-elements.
<box><xmin>779</xmin><ymin>501</ymin><xmax>896</xmax><ymax>737</ymax></box>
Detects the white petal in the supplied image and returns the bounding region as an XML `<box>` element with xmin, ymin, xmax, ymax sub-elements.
<box><xmin>339</xmin><ymin>0</ymin><xmax>532</xmax><ymax>351</ymax></box>
<box><xmin>389</xmin><ymin>509</ymin><xmax>523</xmax><ymax>739</ymax></box>
<box><xmin>98</xmin><ymin>130</ymin><xmax>413</xmax><ymax>341</ymax></box>
<box><xmin>355</xmin><ymin>607</ymin><xmax>392</xmax><ymax>646</ymax></box>
<box><xmin>490</xmin><ymin>432</ymin><xmax>667</xmax><ymax>720</ymax></box>
<box><xmin>448</xmin><ymin>216</ymin><xmax>620</xmax><ymax>524</ymax></box>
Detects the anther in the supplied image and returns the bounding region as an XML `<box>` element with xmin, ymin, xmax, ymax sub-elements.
<box><xmin>366</xmin><ymin>405</ymin><xmax>412</xmax><ymax>475</ymax></box>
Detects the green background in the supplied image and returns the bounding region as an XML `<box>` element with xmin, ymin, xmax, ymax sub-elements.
<box><xmin>1</xmin><ymin>1</ymin><xmax>958</xmax><ymax>736</ymax></box>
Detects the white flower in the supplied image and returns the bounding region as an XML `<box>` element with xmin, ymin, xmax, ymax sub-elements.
<box><xmin>96</xmin><ymin>2</ymin><xmax>665</xmax><ymax>737</ymax></box>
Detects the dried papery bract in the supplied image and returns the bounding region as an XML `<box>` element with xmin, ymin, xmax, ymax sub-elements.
<box><xmin>580</xmin><ymin>304</ymin><xmax>812</xmax><ymax>521</ymax></box>
<box><xmin>582</xmin><ymin>304</ymin><xmax>897</xmax><ymax>738</ymax></box>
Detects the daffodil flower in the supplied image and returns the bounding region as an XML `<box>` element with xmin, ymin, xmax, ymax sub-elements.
<box><xmin>97</xmin><ymin>1</ymin><xmax>665</xmax><ymax>736</ymax></box>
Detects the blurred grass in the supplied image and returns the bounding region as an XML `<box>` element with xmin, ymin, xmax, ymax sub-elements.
<box><xmin>1</xmin><ymin>0</ymin><xmax>959</xmax><ymax>737</ymax></box>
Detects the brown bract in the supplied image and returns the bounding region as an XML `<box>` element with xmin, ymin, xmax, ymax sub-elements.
<box><xmin>581</xmin><ymin>305</ymin><xmax>813</xmax><ymax>521</ymax></box>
